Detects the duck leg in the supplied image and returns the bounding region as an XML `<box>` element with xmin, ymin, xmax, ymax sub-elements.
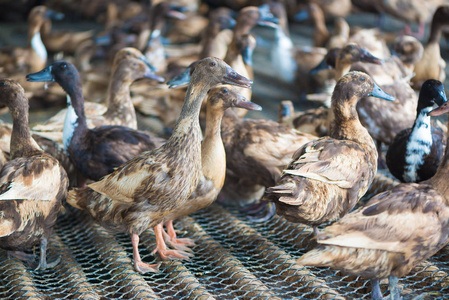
<box><xmin>131</xmin><ymin>233</ymin><xmax>160</xmax><ymax>274</ymax></box>
<box><xmin>388</xmin><ymin>276</ymin><xmax>401</xmax><ymax>300</ymax></box>
<box><xmin>370</xmin><ymin>279</ymin><xmax>383</xmax><ymax>300</ymax></box>
<box><xmin>35</xmin><ymin>237</ymin><xmax>60</xmax><ymax>270</ymax></box>
<box><xmin>152</xmin><ymin>223</ymin><xmax>193</xmax><ymax>260</ymax></box>
<box><xmin>164</xmin><ymin>220</ymin><xmax>195</xmax><ymax>250</ymax></box>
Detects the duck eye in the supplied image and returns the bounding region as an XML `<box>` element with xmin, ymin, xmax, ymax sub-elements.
<box><xmin>134</xmin><ymin>63</ymin><xmax>138</xmax><ymax>67</ymax></box>
<box><xmin>223</xmin><ymin>88</ymin><xmax>228</xmax><ymax>94</ymax></box>
<box><xmin>209</xmin><ymin>62</ymin><xmax>216</xmax><ymax>67</ymax></box>
<box><xmin>0</xmin><ymin>82</ymin><xmax>5</xmax><ymax>87</ymax></box>
<box><xmin>361</xmin><ymin>77</ymin><xmax>365</xmax><ymax>82</ymax></box>
<box><xmin>61</xmin><ymin>63</ymin><xmax>67</xmax><ymax>69</ymax></box>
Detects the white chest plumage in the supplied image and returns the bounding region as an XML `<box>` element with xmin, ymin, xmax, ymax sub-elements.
<box><xmin>62</xmin><ymin>95</ymin><xmax>78</xmax><ymax>151</ymax></box>
<box><xmin>271</xmin><ymin>27</ymin><xmax>296</xmax><ymax>83</ymax></box>
<box><xmin>404</xmin><ymin>108</ymin><xmax>433</xmax><ymax>182</ymax></box>
<box><xmin>31</xmin><ymin>32</ymin><xmax>47</xmax><ymax>62</ymax></box>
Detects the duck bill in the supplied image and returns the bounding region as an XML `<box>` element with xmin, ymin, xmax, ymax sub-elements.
<box><xmin>143</xmin><ymin>70</ymin><xmax>165</xmax><ymax>83</ymax></box>
<box><xmin>235</xmin><ymin>97</ymin><xmax>262</xmax><ymax>111</ymax></box>
<box><xmin>26</xmin><ymin>66</ymin><xmax>54</xmax><ymax>82</ymax></box>
<box><xmin>360</xmin><ymin>49</ymin><xmax>382</xmax><ymax>65</ymax></box>
<box><xmin>367</xmin><ymin>82</ymin><xmax>395</xmax><ymax>101</ymax></box>
<box><xmin>223</xmin><ymin>66</ymin><xmax>253</xmax><ymax>88</ymax></box>
<box><xmin>167</xmin><ymin>5</ymin><xmax>187</xmax><ymax>20</ymax></box>
<box><xmin>139</xmin><ymin>55</ymin><xmax>158</xmax><ymax>72</ymax></box>
<box><xmin>309</xmin><ymin>58</ymin><xmax>331</xmax><ymax>75</ymax></box>
<box><xmin>241</xmin><ymin>46</ymin><xmax>254</xmax><ymax>66</ymax></box>
<box><xmin>429</xmin><ymin>102</ymin><xmax>449</xmax><ymax>116</ymax></box>
<box><xmin>434</xmin><ymin>85</ymin><xmax>448</xmax><ymax>106</ymax></box>
<box><xmin>167</xmin><ymin>68</ymin><xmax>191</xmax><ymax>88</ymax></box>
<box><xmin>293</xmin><ymin>10</ymin><xmax>309</xmax><ymax>22</ymax></box>
<box><xmin>258</xmin><ymin>4</ymin><xmax>279</xmax><ymax>28</ymax></box>
<box><xmin>46</xmin><ymin>8</ymin><xmax>64</xmax><ymax>21</ymax></box>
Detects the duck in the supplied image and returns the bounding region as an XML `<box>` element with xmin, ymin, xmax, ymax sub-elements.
<box><xmin>162</xmin><ymin>86</ymin><xmax>262</xmax><ymax>253</ymax></box>
<box><xmin>166</xmin><ymin>63</ymin><xmax>319</xmax><ymax>217</ymax></box>
<box><xmin>138</xmin><ymin>2</ymin><xmax>187</xmax><ymax>74</ymax></box>
<box><xmin>292</xmin><ymin>44</ymin><xmax>382</xmax><ymax>135</ymax></box>
<box><xmin>391</xmin><ymin>35</ymin><xmax>424</xmax><ymax>78</ymax></box>
<box><xmin>265</xmin><ymin>72</ymin><xmax>395</xmax><ymax>235</ymax></box>
<box><xmin>296</xmin><ymin>96</ymin><xmax>449</xmax><ymax>300</ymax></box>
<box><xmin>411</xmin><ymin>5</ymin><xmax>449</xmax><ymax>90</ymax></box>
<box><xmin>374</xmin><ymin>0</ymin><xmax>446</xmax><ymax>38</ymax></box>
<box><xmin>40</xmin><ymin>13</ymin><xmax>94</xmax><ymax>55</ymax></box>
<box><xmin>66</xmin><ymin>57</ymin><xmax>252</xmax><ymax>273</ymax></box>
<box><xmin>26</xmin><ymin>60</ymin><xmax>165</xmax><ymax>183</ymax></box>
<box><xmin>30</xmin><ymin>47</ymin><xmax>163</xmax><ymax>145</ymax></box>
<box><xmin>386</xmin><ymin>79</ymin><xmax>447</xmax><ymax>183</ymax></box>
<box><xmin>0</xmin><ymin>79</ymin><xmax>68</xmax><ymax>270</ymax></box>
<box><xmin>0</xmin><ymin>5</ymin><xmax>62</xmax><ymax>76</ymax></box>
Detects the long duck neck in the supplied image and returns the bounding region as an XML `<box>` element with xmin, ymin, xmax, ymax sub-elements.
<box><xmin>9</xmin><ymin>94</ymin><xmax>41</xmax><ymax>159</ymax></box>
<box><xmin>202</xmin><ymin>104</ymin><xmax>226</xmax><ymax>188</ymax></box>
<box><xmin>428</xmin><ymin>17</ymin><xmax>443</xmax><ymax>45</ymax></box>
<box><xmin>330</xmin><ymin>95</ymin><xmax>374</xmax><ymax>147</ymax></box>
<box><xmin>104</xmin><ymin>74</ymin><xmax>137</xmax><ymax>129</ymax></box>
<box><xmin>167</xmin><ymin>80</ymin><xmax>208</xmax><ymax>144</ymax></box>
<box><xmin>334</xmin><ymin>62</ymin><xmax>351</xmax><ymax>80</ymax></box>
<box><xmin>62</xmin><ymin>81</ymin><xmax>88</xmax><ymax>150</ymax></box>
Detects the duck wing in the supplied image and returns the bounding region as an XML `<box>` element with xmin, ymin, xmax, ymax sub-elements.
<box><xmin>317</xmin><ymin>183</ymin><xmax>449</xmax><ymax>254</ymax></box>
<box><xmin>0</xmin><ymin>155</ymin><xmax>65</xmax><ymax>201</ymax></box>
<box><xmin>284</xmin><ymin>137</ymin><xmax>371</xmax><ymax>190</ymax></box>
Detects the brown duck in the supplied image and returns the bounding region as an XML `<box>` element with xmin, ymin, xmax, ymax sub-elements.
<box><xmin>161</xmin><ymin>86</ymin><xmax>262</xmax><ymax>254</ymax></box>
<box><xmin>265</xmin><ymin>72</ymin><xmax>395</xmax><ymax>235</ymax></box>
<box><xmin>297</xmin><ymin>98</ymin><xmax>449</xmax><ymax>300</ymax></box>
<box><xmin>66</xmin><ymin>57</ymin><xmax>252</xmax><ymax>273</ymax></box>
<box><xmin>0</xmin><ymin>79</ymin><xmax>68</xmax><ymax>270</ymax></box>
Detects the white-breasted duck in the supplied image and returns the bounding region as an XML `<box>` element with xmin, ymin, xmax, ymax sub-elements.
<box><xmin>26</xmin><ymin>60</ymin><xmax>165</xmax><ymax>183</ymax></box>
<box><xmin>0</xmin><ymin>79</ymin><xmax>68</xmax><ymax>270</ymax></box>
<box><xmin>386</xmin><ymin>79</ymin><xmax>447</xmax><ymax>183</ymax></box>
<box><xmin>265</xmin><ymin>72</ymin><xmax>395</xmax><ymax>235</ymax></box>
<box><xmin>30</xmin><ymin>48</ymin><xmax>163</xmax><ymax>144</ymax></box>
<box><xmin>296</xmin><ymin>95</ymin><xmax>449</xmax><ymax>300</ymax></box>
<box><xmin>0</xmin><ymin>6</ymin><xmax>63</xmax><ymax>76</ymax></box>
<box><xmin>66</xmin><ymin>57</ymin><xmax>252</xmax><ymax>273</ymax></box>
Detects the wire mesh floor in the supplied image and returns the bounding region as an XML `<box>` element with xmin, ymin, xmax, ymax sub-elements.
<box><xmin>1</xmin><ymin>172</ymin><xmax>448</xmax><ymax>299</ymax></box>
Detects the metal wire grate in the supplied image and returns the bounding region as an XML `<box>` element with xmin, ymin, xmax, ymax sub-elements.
<box><xmin>1</xmin><ymin>172</ymin><xmax>449</xmax><ymax>299</ymax></box>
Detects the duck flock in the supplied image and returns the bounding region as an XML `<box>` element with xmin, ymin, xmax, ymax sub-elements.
<box><xmin>1</xmin><ymin>1</ymin><xmax>449</xmax><ymax>299</ymax></box>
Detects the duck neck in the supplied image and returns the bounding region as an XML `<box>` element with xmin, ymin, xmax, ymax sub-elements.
<box><xmin>168</xmin><ymin>80</ymin><xmax>208</xmax><ymax>142</ymax></box>
<box><xmin>104</xmin><ymin>75</ymin><xmax>137</xmax><ymax>129</ymax></box>
<box><xmin>334</xmin><ymin>62</ymin><xmax>351</xmax><ymax>80</ymax></box>
<box><xmin>62</xmin><ymin>85</ymin><xmax>88</xmax><ymax>150</ymax></box>
<box><xmin>431</xmin><ymin>118</ymin><xmax>449</xmax><ymax>200</ymax></box>
<box><xmin>330</xmin><ymin>96</ymin><xmax>374</xmax><ymax>147</ymax></box>
<box><xmin>428</xmin><ymin>17</ymin><xmax>443</xmax><ymax>45</ymax></box>
<box><xmin>9</xmin><ymin>95</ymin><xmax>41</xmax><ymax>159</ymax></box>
<box><xmin>202</xmin><ymin>105</ymin><xmax>226</xmax><ymax>188</ymax></box>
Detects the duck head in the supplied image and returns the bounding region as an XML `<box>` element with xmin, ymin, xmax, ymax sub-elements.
<box><xmin>392</xmin><ymin>35</ymin><xmax>423</xmax><ymax>66</ymax></box>
<box><xmin>208</xmin><ymin>86</ymin><xmax>261</xmax><ymax>111</ymax></box>
<box><xmin>309</xmin><ymin>48</ymin><xmax>340</xmax><ymax>74</ymax></box>
<box><xmin>209</xmin><ymin>7</ymin><xmax>236</xmax><ymax>32</ymax></box>
<box><xmin>337</xmin><ymin>43</ymin><xmax>382</xmax><ymax>66</ymax></box>
<box><xmin>115</xmin><ymin>58</ymin><xmax>165</xmax><ymax>83</ymax></box>
<box><xmin>418</xmin><ymin>79</ymin><xmax>447</xmax><ymax>113</ymax></box>
<box><xmin>234</xmin><ymin>33</ymin><xmax>256</xmax><ymax>66</ymax></box>
<box><xmin>148</xmin><ymin>2</ymin><xmax>187</xmax><ymax>43</ymax></box>
<box><xmin>168</xmin><ymin>57</ymin><xmax>253</xmax><ymax>89</ymax></box>
<box><xmin>234</xmin><ymin>5</ymin><xmax>278</xmax><ymax>34</ymax></box>
<box><xmin>0</xmin><ymin>79</ymin><xmax>26</xmax><ymax>110</ymax></box>
<box><xmin>332</xmin><ymin>71</ymin><xmax>395</xmax><ymax>108</ymax></box>
<box><xmin>113</xmin><ymin>47</ymin><xmax>158</xmax><ymax>72</ymax></box>
<box><xmin>191</xmin><ymin>57</ymin><xmax>253</xmax><ymax>89</ymax></box>
<box><xmin>28</xmin><ymin>5</ymin><xmax>64</xmax><ymax>36</ymax></box>
<box><xmin>26</xmin><ymin>61</ymin><xmax>81</xmax><ymax>97</ymax></box>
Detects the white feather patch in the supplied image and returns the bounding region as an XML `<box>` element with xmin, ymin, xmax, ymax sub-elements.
<box><xmin>31</xmin><ymin>32</ymin><xmax>47</xmax><ymax>61</ymax></box>
<box><xmin>62</xmin><ymin>95</ymin><xmax>78</xmax><ymax>151</ymax></box>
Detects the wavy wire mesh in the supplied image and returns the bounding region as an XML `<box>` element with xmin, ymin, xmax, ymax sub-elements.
<box><xmin>1</xmin><ymin>171</ymin><xmax>449</xmax><ymax>299</ymax></box>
